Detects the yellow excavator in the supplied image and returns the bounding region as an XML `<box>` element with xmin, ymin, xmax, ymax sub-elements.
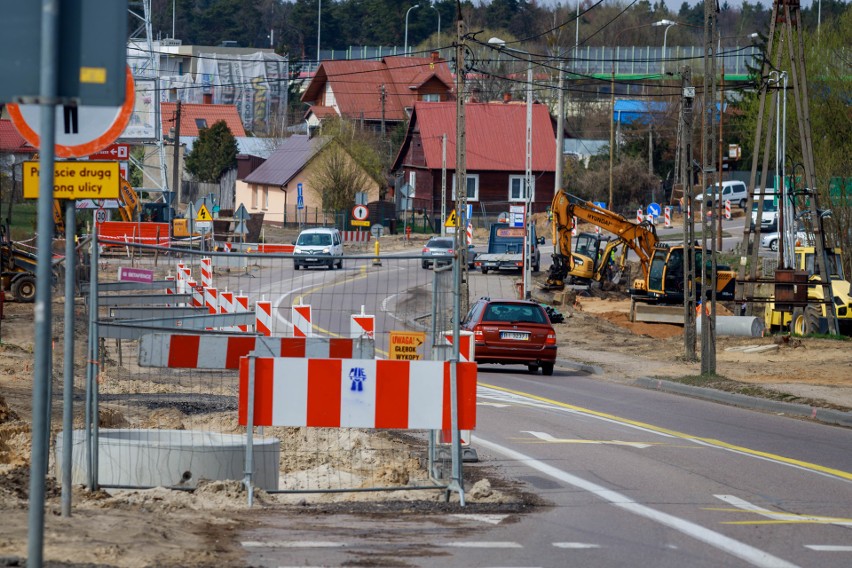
<box><xmin>545</xmin><ymin>189</ymin><xmax>737</xmax><ymax>305</ymax></box>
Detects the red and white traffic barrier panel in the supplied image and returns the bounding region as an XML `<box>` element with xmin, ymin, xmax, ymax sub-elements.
<box><xmin>239</xmin><ymin>358</ymin><xmax>477</xmax><ymax>430</ymax></box>
<box><xmin>190</xmin><ymin>281</ymin><xmax>203</xmax><ymax>308</ymax></box>
<box><xmin>292</xmin><ymin>304</ymin><xmax>312</xmax><ymax>338</ymax></box>
<box><xmin>443</xmin><ymin>330</ymin><xmax>475</xmax><ymax>362</ymax></box>
<box><xmin>341</xmin><ymin>231</ymin><xmax>371</xmax><ymax>243</ymax></box>
<box><xmin>200</xmin><ymin>257</ymin><xmax>213</xmax><ymax>288</ymax></box>
<box><xmin>725</xmin><ymin>199</ymin><xmax>731</xmax><ymax>220</ymax></box>
<box><xmin>256</xmin><ymin>300</ymin><xmax>272</xmax><ymax>337</ymax></box>
<box><xmin>637</xmin><ymin>209</ymin><xmax>643</xmax><ymax>223</ymax></box>
<box><xmin>139</xmin><ymin>334</ymin><xmax>374</xmax><ymax>369</ymax></box>
<box><xmin>664</xmin><ymin>206</ymin><xmax>671</xmax><ymax>228</ymax></box>
<box><xmin>219</xmin><ymin>290</ymin><xmax>234</xmax><ymax>330</ymax></box>
<box><xmin>350</xmin><ymin>307</ymin><xmax>375</xmax><ymax>339</ymax></box>
<box><xmin>204</xmin><ymin>287</ymin><xmax>218</xmax><ymax>315</ymax></box>
<box><xmin>571</xmin><ymin>216</ymin><xmax>578</xmax><ymax>236</ymax></box>
<box><xmin>165</xmin><ymin>274</ymin><xmax>175</xmax><ymax>296</ymax></box>
<box><xmin>235</xmin><ymin>293</ymin><xmax>250</xmax><ymax>332</ymax></box>
<box><xmin>466</xmin><ymin>222</ymin><xmax>473</xmax><ymax>243</ymax></box>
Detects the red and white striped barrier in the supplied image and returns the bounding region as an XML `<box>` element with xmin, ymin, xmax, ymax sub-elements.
<box><xmin>235</xmin><ymin>293</ymin><xmax>250</xmax><ymax>332</ymax></box>
<box><xmin>256</xmin><ymin>300</ymin><xmax>272</xmax><ymax>337</ymax></box>
<box><xmin>725</xmin><ymin>199</ymin><xmax>731</xmax><ymax>220</ymax></box>
<box><xmin>219</xmin><ymin>290</ymin><xmax>234</xmax><ymax>331</ymax></box>
<box><xmin>664</xmin><ymin>206</ymin><xmax>671</xmax><ymax>228</ymax></box>
<box><xmin>466</xmin><ymin>222</ymin><xmax>473</xmax><ymax>244</ymax></box>
<box><xmin>571</xmin><ymin>216</ymin><xmax>578</xmax><ymax>236</ymax></box>
<box><xmin>443</xmin><ymin>330</ymin><xmax>475</xmax><ymax>362</ymax></box>
<box><xmin>594</xmin><ymin>225</ymin><xmax>601</xmax><ymax>235</ymax></box>
<box><xmin>636</xmin><ymin>209</ymin><xmax>643</xmax><ymax>223</ymax></box>
<box><xmin>204</xmin><ymin>287</ymin><xmax>218</xmax><ymax>315</ymax></box>
<box><xmin>239</xmin><ymin>358</ymin><xmax>477</xmax><ymax>430</ymax></box>
<box><xmin>200</xmin><ymin>257</ymin><xmax>213</xmax><ymax>288</ymax></box>
<box><xmin>292</xmin><ymin>304</ymin><xmax>312</xmax><ymax>338</ymax></box>
<box><xmin>350</xmin><ymin>311</ymin><xmax>375</xmax><ymax>339</ymax></box>
<box><xmin>165</xmin><ymin>274</ymin><xmax>175</xmax><ymax>296</ymax></box>
<box><xmin>342</xmin><ymin>231</ymin><xmax>371</xmax><ymax>243</ymax></box>
<box><xmin>253</xmin><ymin>243</ymin><xmax>295</xmax><ymax>254</ymax></box>
<box><xmin>139</xmin><ymin>334</ymin><xmax>374</xmax><ymax>369</ymax></box>
<box><xmin>190</xmin><ymin>281</ymin><xmax>203</xmax><ymax>308</ymax></box>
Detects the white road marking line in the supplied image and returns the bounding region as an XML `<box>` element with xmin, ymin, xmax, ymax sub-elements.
<box><xmin>522</xmin><ymin>431</ymin><xmax>654</xmax><ymax>448</ymax></box>
<box><xmin>241</xmin><ymin>541</ymin><xmax>346</xmax><ymax>548</ymax></box>
<box><xmin>715</xmin><ymin>495</ymin><xmax>852</xmax><ymax>526</ymax></box>
<box><xmin>452</xmin><ymin>513</ymin><xmax>511</xmax><ymax>525</ymax></box>
<box><xmin>473</xmin><ymin>436</ymin><xmax>800</xmax><ymax>568</ymax></box>
<box><xmin>553</xmin><ymin>542</ymin><xmax>601</xmax><ymax>549</ymax></box>
<box><xmin>443</xmin><ymin>542</ymin><xmax>523</xmax><ymax>548</ymax></box>
<box><xmin>479</xmin><ymin>402</ymin><xmax>511</xmax><ymax>408</ymax></box>
<box><xmin>804</xmin><ymin>545</ymin><xmax>852</xmax><ymax>552</ymax></box>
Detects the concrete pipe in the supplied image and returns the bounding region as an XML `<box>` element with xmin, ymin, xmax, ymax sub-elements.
<box><xmin>697</xmin><ymin>315</ymin><xmax>765</xmax><ymax>337</ymax></box>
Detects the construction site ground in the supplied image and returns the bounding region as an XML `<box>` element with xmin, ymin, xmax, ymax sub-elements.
<box><xmin>0</xmin><ymin>233</ymin><xmax>850</xmax><ymax>567</ymax></box>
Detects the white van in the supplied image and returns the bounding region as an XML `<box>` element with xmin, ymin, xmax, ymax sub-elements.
<box><xmin>751</xmin><ymin>194</ymin><xmax>779</xmax><ymax>233</ymax></box>
<box><xmin>694</xmin><ymin>180</ymin><xmax>748</xmax><ymax>209</ymax></box>
<box><xmin>293</xmin><ymin>227</ymin><xmax>343</xmax><ymax>270</ymax></box>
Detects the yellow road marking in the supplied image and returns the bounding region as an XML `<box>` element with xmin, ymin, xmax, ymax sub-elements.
<box><xmin>480</xmin><ymin>382</ymin><xmax>852</xmax><ymax>481</ymax></box>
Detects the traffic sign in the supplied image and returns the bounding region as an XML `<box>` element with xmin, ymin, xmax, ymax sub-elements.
<box><xmin>352</xmin><ymin>204</ymin><xmax>369</xmax><ymax>221</ymax></box>
<box><xmin>7</xmin><ymin>67</ymin><xmax>135</xmax><ymax>158</ymax></box>
<box><xmin>389</xmin><ymin>331</ymin><xmax>426</xmax><ymax>360</ymax></box>
<box><xmin>195</xmin><ymin>221</ymin><xmax>213</xmax><ymax>233</ymax></box>
<box><xmin>370</xmin><ymin>223</ymin><xmax>384</xmax><ymax>238</ymax></box>
<box><xmin>445</xmin><ymin>209</ymin><xmax>459</xmax><ymax>227</ymax></box>
<box><xmin>233</xmin><ymin>220</ymin><xmax>248</xmax><ymax>235</ymax></box>
<box><xmin>95</xmin><ymin>208</ymin><xmax>107</xmax><ymax>224</ymax></box>
<box><xmin>196</xmin><ymin>204</ymin><xmax>212</xmax><ymax>222</ymax></box>
<box><xmin>647</xmin><ymin>202</ymin><xmax>661</xmax><ymax>217</ymax></box>
<box><xmin>234</xmin><ymin>203</ymin><xmax>250</xmax><ymax>221</ymax></box>
<box><xmin>23</xmin><ymin>161</ymin><xmax>120</xmax><ymax>199</ymax></box>
<box><xmin>352</xmin><ymin>220</ymin><xmax>370</xmax><ymax>227</ymax></box>
<box><xmin>87</xmin><ymin>143</ymin><xmax>129</xmax><ymax>160</ymax></box>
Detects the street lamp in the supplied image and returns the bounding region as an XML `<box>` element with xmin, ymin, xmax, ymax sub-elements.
<box><xmin>429</xmin><ymin>3</ymin><xmax>440</xmax><ymax>45</ymax></box>
<box><xmin>404</xmin><ymin>4</ymin><xmax>420</xmax><ymax>56</ymax></box>
<box><xmin>652</xmin><ymin>19</ymin><xmax>677</xmax><ymax>75</ymax></box>
<box><xmin>489</xmin><ymin>36</ymin><xmax>533</xmax><ymax>299</ymax></box>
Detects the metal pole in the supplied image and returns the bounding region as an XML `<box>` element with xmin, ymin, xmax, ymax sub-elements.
<box><xmin>28</xmin><ymin>0</ymin><xmax>59</xmax><ymax>563</ymax></box>
<box><xmin>316</xmin><ymin>0</ymin><xmax>321</xmax><ymax>63</ymax></box>
<box><xmin>441</xmin><ymin>134</ymin><xmax>447</xmax><ymax>236</ymax></box>
<box><xmin>405</xmin><ymin>4</ymin><xmax>420</xmax><ymax>57</ymax></box>
<box><xmin>61</xmin><ymin>200</ymin><xmax>76</xmax><ymax>517</ymax></box>
<box><xmin>555</xmin><ymin>61</ymin><xmax>565</xmax><ymax>192</ymax></box>
<box><xmin>524</xmin><ymin>56</ymin><xmax>532</xmax><ymax>300</ymax></box>
<box><xmin>244</xmin><ymin>353</ymin><xmax>256</xmax><ymax>507</ymax></box>
<box><xmin>85</xmin><ymin>225</ymin><xmax>98</xmax><ymax>489</ymax></box>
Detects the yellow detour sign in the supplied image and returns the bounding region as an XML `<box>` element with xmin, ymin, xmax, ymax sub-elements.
<box><xmin>23</xmin><ymin>160</ymin><xmax>119</xmax><ymax>199</ymax></box>
<box><xmin>445</xmin><ymin>209</ymin><xmax>459</xmax><ymax>227</ymax></box>
<box><xmin>389</xmin><ymin>331</ymin><xmax>426</xmax><ymax>360</ymax></box>
<box><xmin>196</xmin><ymin>204</ymin><xmax>213</xmax><ymax>221</ymax></box>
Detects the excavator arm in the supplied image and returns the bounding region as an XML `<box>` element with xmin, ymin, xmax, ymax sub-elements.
<box><xmin>544</xmin><ymin>189</ymin><xmax>659</xmax><ymax>290</ymax></box>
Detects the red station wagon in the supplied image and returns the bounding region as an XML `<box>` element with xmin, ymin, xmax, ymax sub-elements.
<box><xmin>461</xmin><ymin>298</ymin><xmax>558</xmax><ymax>375</ymax></box>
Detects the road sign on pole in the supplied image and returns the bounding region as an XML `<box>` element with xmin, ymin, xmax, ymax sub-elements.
<box><xmin>7</xmin><ymin>68</ymin><xmax>135</xmax><ymax>158</ymax></box>
<box><xmin>22</xmin><ymin>161</ymin><xmax>120</xmax><ymax>199</ymax></box>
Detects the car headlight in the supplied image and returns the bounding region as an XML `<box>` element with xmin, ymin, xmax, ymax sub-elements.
<box><xmin>322</xmin><ymin>247</ymin><xmax>330</xmax><ymax>254</ymax></box>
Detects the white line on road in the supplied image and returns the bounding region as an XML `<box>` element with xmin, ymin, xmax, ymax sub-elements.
<box><xmin>804</xmin><ymin>545</ymin><xmax>852</xmax><ymax>552</ymax></box>
<box><xmin>522</xmin><ymin>431</ymin><xmax>654</xmax><ymax>448</ymax></box>
<box><xmin>442</xmin><ymin>541</ymin><xmax>523</xmax><ymax>548</ymax></box>
<box><xmin>451</xmin><ymin>513</ymin><xmax>511</xmax><ymax>525</ymax></box>
<box><xmin>473</xmin><ymin>436</ymin><xmax>800</xmax><ymax>568</ymax></box>
<box><xmin>552</xmin><ymin>542</ymin><xmax>601</xmax><ymax>549</ymax></box>
<box><xmin>241</xmin><ymin>541</ymin><xmax>346</xmax><ymax>548</ymax></box>
<box><xmin>715</xmin><ymin>495</ymin><xmax>852</xmax><ymax>526</ymax></box>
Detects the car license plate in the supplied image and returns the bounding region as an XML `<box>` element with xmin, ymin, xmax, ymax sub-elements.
<box><xmin>500</xmin><ymin>331</ymin><xmax>529</xmax><ymax>340</ymax></box>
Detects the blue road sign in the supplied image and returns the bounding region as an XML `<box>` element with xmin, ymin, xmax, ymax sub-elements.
<box><xmin>297</xmin><ymin>183</ymin><xmax>303</xmax><ymax>199</ymax></box>
<box><xmin>647</xmin><ymin>202</ymin><xmax>661</xmax><ymax>217</ymax></box>
<box><xmin>593</xmin><ymin>201</ymin><xmax>607</xmax><ymax>210</ymax></box>
<box><xmin>297</xmin><ymin>195</ymin><xmax>304</xmax><ymax>210</ymax></box>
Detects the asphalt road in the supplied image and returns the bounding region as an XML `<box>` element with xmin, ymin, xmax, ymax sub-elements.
<box><xmin>239</xmin><ymin>361</ymin><xmax>852</xmax><ymax>568</ymax></box>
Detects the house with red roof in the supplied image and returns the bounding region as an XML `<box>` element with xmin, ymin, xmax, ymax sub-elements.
<box><xmin>391</xmin><ymin>101</ymin><xmax>557</xmax><ymax>219</ymax></box>
<box><xmin>0</xmin><ymin>119</ymin><xmax>37</xmax><ymax>166</ymax></box>
<box><xmin>161</xmin><ymin>103</ymin><xmax>247</xmax><ymax>138</ymax></box>
<box><xmin>301</xmin><ymin>53</ymin><xmax>454</xmax><ymax>132</ymax></box>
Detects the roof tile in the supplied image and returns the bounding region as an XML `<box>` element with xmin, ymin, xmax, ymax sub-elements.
<box><xmin>161</xmin><ymin>103</ymin><xmax>247</xmax><ymax>137</ymax></box>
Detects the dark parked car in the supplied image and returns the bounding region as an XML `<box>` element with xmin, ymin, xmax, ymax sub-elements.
<box><xmin>461</xmin><ymin>297</ymin><xmax>558</xmax><ymax>375</ymax></box>
<box><xmin>421</xmin><ymin>236</ymin><xmax>474</xmax><ymax>269</ymax></box>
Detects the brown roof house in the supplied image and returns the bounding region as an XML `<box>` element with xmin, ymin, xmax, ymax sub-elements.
<box><xmin>236</xmin><ymin>135</ymin><xmax>381</xmax><ymax>227</ymax></box>
<box><xmin>392</xmin><ymin>101</ymin><xmax>557</xmax><ymax>220</ymax></box>
<box><xmin>301</xmin><ymin>53</ymin><xmax>454</xmax><ymax>132</ymax></box>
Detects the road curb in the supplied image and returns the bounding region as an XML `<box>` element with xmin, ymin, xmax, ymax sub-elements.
<box><xmin>556</xmin><ymin>358</ymin><xmax>603</xmax><ymax>375</ymax></box>
<box><xmin>634</xmin><ymin>377</ymin><xmax>852</xmax><ymax>428</ymax></box>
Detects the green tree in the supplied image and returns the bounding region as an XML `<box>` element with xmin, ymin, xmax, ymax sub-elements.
<box><xmin>184</xmin><ymin>120</ymin><xmax>238</xmax><ymax>182</ymax></box>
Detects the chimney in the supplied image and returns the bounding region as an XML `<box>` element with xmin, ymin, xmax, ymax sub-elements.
<box><xmin>503</xmin><ymin>92</ymin><xmax>512</xmax><ymax>103</ymax></box>
<box><xmin>431</xmin><ymin>51</ymin><xmax>439</xmax><ymax>62</ymax></box>
<box><xmin>202</xmin><ymin>93</ymin><xmax>212</xmax><ymax>105</ymax></box>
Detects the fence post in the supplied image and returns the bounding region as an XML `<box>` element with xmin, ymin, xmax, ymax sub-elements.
<box><xmin>85</xmin><ymin>226</ymin><xmax>100</xmax><ymax>490</ymax></box>
<box><xmin>243</xmin><ymin>352</ymin><xmax>256</xmax><ymax>507</ymax></box>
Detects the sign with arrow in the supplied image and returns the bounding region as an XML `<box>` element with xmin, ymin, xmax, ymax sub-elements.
<box><xmin>389</xmin><ymin>331</ymin><xmax>426</xmax><ymax>360</ymax></box>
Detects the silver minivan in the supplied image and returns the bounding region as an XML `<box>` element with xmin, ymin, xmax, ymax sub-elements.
<box><xmin>695</xmin><ymin>180</ymin><xmax>748</xmax><ymax>209</ymax></box>
<box><xmin>293</xmin><ymin>227</ymin><xmax>344</xmax><ymax>270</ymax></box>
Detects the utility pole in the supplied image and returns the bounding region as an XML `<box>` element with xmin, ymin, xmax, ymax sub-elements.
<box><xmin>172</xmin><ymin>100</ymin><xmax>182</xmax><ymax>208</ymax></box>
<box><xmin>554</xmin><ymin>60</ymin><xmax>565</xmax><ymax>192</ymax></box>
<box><xmin>441</xmin><ymin>133</ymin><xmax>447</xmax><ymax>236</ymax></box>
<box><xmin>608</xmin><ymin>68</ymin><xmax>615</xmax><ymax>208</ymax></box>
<box><xmin>379</xmin><ymin>84</ymin><xmax>386</xmax><ymax>137</ymax></box>
<box><xmin>717</xmin><ymin>67</ymin><xmax>725</xmax><ymax>252</ymax></box>
<box><xmin>680</xmin><ymin>66</ymin><xmax>697</xmax><ymax>360</ymax></box>
<box><xmin>700</xmin><ymin>0</ymin><xmax>718</xmax><ymax>374</ymax></box>
<box><xmin>455</xmin><ymin>14</ymin><xmax>468</xmax><ymax>315</ymax></box>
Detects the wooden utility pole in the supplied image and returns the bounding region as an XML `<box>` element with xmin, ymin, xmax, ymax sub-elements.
<box><xmin>680</xmin><ymin>66</ymin><xmax>697</xmax><ymax>360</ymax></box>
<box><xmin>454</xmin><ymin>4</ymin><xmax>469</xmax><ymax>314</ymax></box>
<box><xmin>608</xmin><ymin>69</ymin><xmax>615</xmax><ymax>208</ymax></box>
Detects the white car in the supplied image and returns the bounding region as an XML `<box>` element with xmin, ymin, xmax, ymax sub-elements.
<box><xmin>293</xmin><ymin>227</ymin><xmax>344</xmax><ymax>270</ymax></box>
<box><xmin>760</xmin><ymin>230</ymin><xmax>813</xmax><ymax>252</ymax></box>
<box><xmin>695</xmin><ymin>180</ymin><xmax>748</xmax><ymax>209</ymax></box>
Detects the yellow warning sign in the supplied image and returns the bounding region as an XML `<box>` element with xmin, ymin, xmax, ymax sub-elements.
<box><xmin>444</xmin><ymin>209</ymin><xmax>459</xmax><ymax>227</ymax></box>
<box><xmin>23</xmin><ymin>161</ymin><xmax>120</xmax><ymax>199</ymax></box>
<box><xmin>389</xmin><ymin>331</ymin><xmax>426</xmax><ymax>360</ymax></box>
<box><xmin>196</xmin><ymin>204</ymin><xmax>212</xmax><ymax>221</ymax></box>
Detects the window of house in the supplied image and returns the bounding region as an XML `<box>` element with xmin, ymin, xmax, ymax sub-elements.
<box><xmin>421</xmin><ymin>93</ymin><xmax>440</xmax><ymax>102</ymax></box>
<box><xmin>452</xmin><ymin>174</ymin><xmax>479</xmax><ymax>201</ymax></box>
<box><xmin>251</xmin><ymin>186</ymin><xmax>258</xmax><ymax>209</ymax></box>
<box><xmin>509</xmin><ymin>175</ymin><xmax>535</xmax><ymax>202</ymax></box>
<box><xmin>408</xmin><ymin>171</ymin><xmax>417</xmax><ymax>197</ymax></box>
<box><xmin>195</xmin><ymin>118</ymin><xmax>208</xmax><ymax>130</ymax></box>
<box><xmin>262</xmin><ymin>188</ymin><xmax>269</xmax><ymax>210</ymax></box>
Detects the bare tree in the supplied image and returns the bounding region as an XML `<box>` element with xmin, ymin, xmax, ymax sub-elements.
<box><xmin>308</xmin><ymin>141</ymin><xmax>373</xmax><ymax>213</ymax></box>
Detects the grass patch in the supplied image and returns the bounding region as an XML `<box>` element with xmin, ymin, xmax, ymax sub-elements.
<box><xmin>2</xmin><ymin>202</ymin><xmax>38</xmax><ymax>241</ymax></box>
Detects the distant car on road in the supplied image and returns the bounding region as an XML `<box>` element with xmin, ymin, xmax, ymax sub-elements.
<box><xmin>761</xmin><ymin>229</ymin><xmax>814</xmax><ymax>252</ymax></box>
<box><xmin>421</xmin><ymin>236</ymin><xmax>474</xmax><ymax>269</ymax></box>
<box><xmin>293</xmin><ymin>227</ymin><xmax>343</xmax><ymax>270</ymax></box>
<box><xmin>461</xmin><ymin>297</ymin><xmax>557</xmax><ymax>375</ymax></box>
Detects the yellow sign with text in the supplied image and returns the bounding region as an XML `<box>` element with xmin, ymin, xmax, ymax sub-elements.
<box><xmin>389</xmin><ymin>331</ymin><xmax>426</xmax><ymax>360</ymax></box>
<box><xmin>23</xmin><ymin>161</ymin><xmax>120</xmax><ymax>199</ymax></box>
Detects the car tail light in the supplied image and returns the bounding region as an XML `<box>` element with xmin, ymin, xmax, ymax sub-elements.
<box><xmin>473</xmin><ymin>325</ymin><xmax>485</xmax><ymax>341</ymax></box>
<box><xmin>422</xmin><ymin>247</ymin><xmax>430</xmax><ymax>253</ymax></box>
<box><xmin>545</xmin><ymin>332</ymin><xmax>557</xmax><ymax>345</ymax></box>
